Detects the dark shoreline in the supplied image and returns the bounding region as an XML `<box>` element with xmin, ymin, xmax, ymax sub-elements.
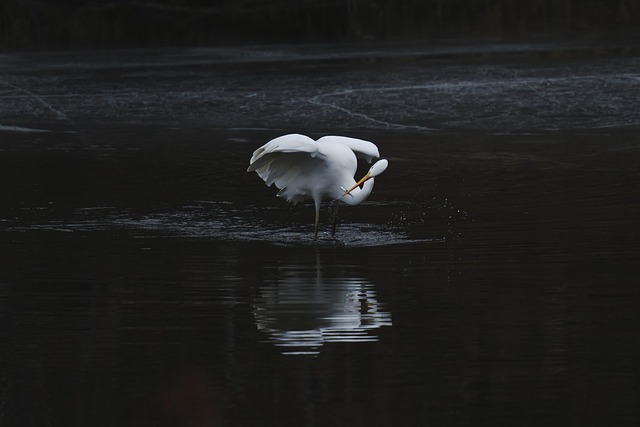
<box><xmin>2</xmin><ymin>0</ymin><xmax>640</xmax><ymax>51</ymax></box>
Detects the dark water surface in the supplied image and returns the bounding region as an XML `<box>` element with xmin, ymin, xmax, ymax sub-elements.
<box><xmin>1</xmin><ymin>41</ymin><xmax>640</xmax><ymax>426</ymax></box>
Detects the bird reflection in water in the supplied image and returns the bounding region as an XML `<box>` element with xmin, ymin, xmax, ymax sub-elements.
<box><xmin>253</xmin><ymin>251</ymin><xmax>392</xmax><ymax>355</ymax></box>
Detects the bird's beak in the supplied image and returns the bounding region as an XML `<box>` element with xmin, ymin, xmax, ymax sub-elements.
<box><xmin>343</xmin><ymin>172</ymin><xmax>371</xmax><ymax>196</ymax></box>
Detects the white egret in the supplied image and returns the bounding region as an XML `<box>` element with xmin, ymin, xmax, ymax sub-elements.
<box><xmin>247</xmin><ymin>133</ymin><xmax>388</xmax><ymax>239</ymax></box>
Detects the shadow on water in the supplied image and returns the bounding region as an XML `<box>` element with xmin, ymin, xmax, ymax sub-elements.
<box><xmin>253</xmin><ymin>250</ymin><xmax>392</xmax><ymax>355</ymax></box>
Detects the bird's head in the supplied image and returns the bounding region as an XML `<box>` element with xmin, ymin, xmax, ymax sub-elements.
<box><xmin>342</xmin><ymin>159</ymin><xmax>388</xmax><ymax>196</ymax></box>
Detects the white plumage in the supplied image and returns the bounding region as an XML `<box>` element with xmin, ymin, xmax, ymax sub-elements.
<box><xmin>248</xmin><ymin>133</ymin><xmax>388</xmax><ymax>239</ymax></box>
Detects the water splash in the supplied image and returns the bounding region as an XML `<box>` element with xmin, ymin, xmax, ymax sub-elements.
<box><xmin>7</xmin><ymin>203</ymin><xmax>426</xmax><ymax>248</ymax></box>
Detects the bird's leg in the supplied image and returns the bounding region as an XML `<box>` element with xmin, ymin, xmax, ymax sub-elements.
<box><xmin>331</xmin><ymin>200</ymin><xmax>340</xmax><ymax>237</ymax></box>
<box><xmin>313</xmin><ymin>200</ymin><xmax>320</xmax><ymax>240</ymax></box>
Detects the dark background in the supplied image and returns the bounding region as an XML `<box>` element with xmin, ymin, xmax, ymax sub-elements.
<box><xmin>2</xmin><ymin>0</ymin><xmax>639</xmax><ymax>50</ymax></box>
<box><xmin>3</xmin><ymin>2</ymin><xmax>640</xmax><ymax>427</ymax></box>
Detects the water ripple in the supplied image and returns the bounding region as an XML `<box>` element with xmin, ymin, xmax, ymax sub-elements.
<box><xmin>7</xmin><ymin>203</ymin><xmax>429</xmax><ymax>248</ymax></box>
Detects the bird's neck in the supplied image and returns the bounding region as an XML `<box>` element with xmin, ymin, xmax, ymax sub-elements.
<box><xmin>341</xmin><ymin>178</ymin><xmax>374</xmax><ymax>206</ymax></box>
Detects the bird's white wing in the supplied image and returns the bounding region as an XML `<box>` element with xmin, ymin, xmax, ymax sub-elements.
<box><xmin>316</xmin><ymin>135</ymin><xmax>380</xmax><ymax>163</ymax></box>
<box><xmin>248</xmin><ymin>134</ymin><xmax>318</xmax><ymax>168</ymax></box>
<box><xmin>247</xmin><ymin>134</ymin><xmax>320</xmax><ymax>203</ymax></box>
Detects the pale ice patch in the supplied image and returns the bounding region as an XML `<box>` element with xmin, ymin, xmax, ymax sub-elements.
<box><xmin>0</xmin><ymin>124</ymin><xmax>51</xmax><ymax>133</ymax></box>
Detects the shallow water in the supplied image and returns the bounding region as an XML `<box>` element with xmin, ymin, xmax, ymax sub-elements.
<box><xmin>1</xmin><ymin>41</ymin><xmax>640</xmax><ymax>426</ymax></box>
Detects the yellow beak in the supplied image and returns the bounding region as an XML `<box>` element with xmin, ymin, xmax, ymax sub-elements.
<box><xmin>343</xmin><ymin>172</ymin><xmax>371</xmax><ymax>196</ymax></box>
